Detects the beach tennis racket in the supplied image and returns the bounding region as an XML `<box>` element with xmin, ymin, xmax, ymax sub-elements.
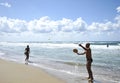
<box><xmin>73</xmin><ymin>48</ymin><xmax>78</xmax><ymax>53</ymax></box>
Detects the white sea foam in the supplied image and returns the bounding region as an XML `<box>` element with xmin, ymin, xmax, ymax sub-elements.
<box><xmin>0</xmin><ymin>51</ymin><xmax>5</xmax><ymax>55</ymax></box>
<box><xmin>91</xmin><ymin>45</ymin><xmax>120</xmax><ymax>49</ymax></box>
<box><xmin>0</xmin><ymin>42</ymin><xmax>120</xmax><ymax>49</ymax></box>
<box><xmin>31</xmin><ymin>62</ymin><xmax>84</xmax><ymax>77</ymax></box>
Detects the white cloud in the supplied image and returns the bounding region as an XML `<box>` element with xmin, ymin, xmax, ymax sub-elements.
<box><xmin>87</xmin><ymin>21</ymin><xmax>114</xmax><ymax>32</ymax></box>
<box><xmin>0</xmin><ymin>5</ymin><xmax>120</xmax><ymax>41</ymax></box>
<box><xmin>0</xmin><ymin>15</ymin><xmax>120</xmax><ymax>34</ymax></box>
<box><xmin>27</xmin><ymin>17</ymin><xmax>87</xmax><ymax>33</ymax></box>
<box><xmin>0</xmin><ymin>17</ymin><xmax>27</xmax><ymax>33</ymax></box>
<box><xmin>0</xmin><ymin>2</ymin><xmax>11</xmax><ymax>8</ymax></box>
<box><xmin>116</xmin><ymin>6</ymin><xmax>120</xmax><ymax>13</ymax></box>
<box><xmin>28</xmin><ymin>16</ymin><xmax>58</xmax><ymax>33</ymax></box>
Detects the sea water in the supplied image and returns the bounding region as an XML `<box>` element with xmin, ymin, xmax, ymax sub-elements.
<box><xmin>0</xmin><ymin>41</ymin><xmax>120</xmax><ymax>83</ymax></box>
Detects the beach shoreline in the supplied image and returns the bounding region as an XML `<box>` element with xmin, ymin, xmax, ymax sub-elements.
<box><xmin>0</xmin><ymin>59</ymin><xmax>65</xmax><ymax>83</ymax></box>
<box><xmin>0</xmin><ymin>41</ymin><xmax>120</xmax><ymax>83</ymax></box>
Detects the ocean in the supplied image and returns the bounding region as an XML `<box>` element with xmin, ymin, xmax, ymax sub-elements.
<box><xmin>0</xmin><ymin>41</ymin><xmax>120</xmax><ymax>83</ymax></box>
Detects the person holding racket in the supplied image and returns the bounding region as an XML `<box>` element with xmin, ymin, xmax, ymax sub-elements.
<box><xmin>73</xmin><ymin>43</ymin><xmax>93</xmax><ymax>80</ymax></box>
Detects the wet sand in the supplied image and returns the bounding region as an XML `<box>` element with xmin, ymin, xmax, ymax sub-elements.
<box><xmin>0</xmin><ymin>59</ymin><xmax>65</xmax><ymax>83</ymax></box>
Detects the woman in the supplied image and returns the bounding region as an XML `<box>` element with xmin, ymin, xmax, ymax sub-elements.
<box><xmin>24</xmin><ymin>45</ymin><xmax>30</xmax><ymax>61</ymax></box>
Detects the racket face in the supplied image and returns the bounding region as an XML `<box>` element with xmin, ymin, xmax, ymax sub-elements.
<box><xmin>73</xmin><ymin>49</ymin><xmax>78</xmax><ymax>53</ymax></box>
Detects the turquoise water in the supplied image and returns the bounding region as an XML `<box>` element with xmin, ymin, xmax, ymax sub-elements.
<box><xmin>0</xmin><ymin>41</ymin><xmax>120</xmax><ymax>83</ymax></box>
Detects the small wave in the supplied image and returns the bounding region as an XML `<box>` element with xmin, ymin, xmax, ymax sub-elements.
<box><xmin>0</xmin><ymin>51</ymin><xmax>5</xmax><ymax>55</ymax></box>
<box><xmin>60</xmin><ymin>61</ymin><xmax>85</xmax><ymax>66</ymax></box>
<box><xmin>0</xmin><ymin>42</ymin><xmax>78</xmax><ymax>48</ymax></box>
<box><xmin>30</xmin><ymin>62</ymin><xmax>83</xmax><ymax>76</ymax></box>
<box><xmin>0</xmin><ymin>41</ymin><xmax>120</xmax><ymax>49</ymax></box>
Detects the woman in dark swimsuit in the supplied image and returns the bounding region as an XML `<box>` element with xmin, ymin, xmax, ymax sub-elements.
<box><xmin>24</xmin><ymin>45</ymin><xmax>30</xmax><ymax>61</ymax></box>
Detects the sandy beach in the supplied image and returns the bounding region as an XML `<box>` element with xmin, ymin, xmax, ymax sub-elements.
<box><xmin>0</xmin><ymin>59</ymin><xmax>65</xmax><ymax>83</ymax></box>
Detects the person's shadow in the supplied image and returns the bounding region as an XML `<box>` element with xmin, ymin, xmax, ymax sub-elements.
<box><xmin>88</xmin><ymin>79</ymin><xmax>102</xmax><ymax>83</ymax></box>
<box><xmin>88</xmin><ymin>80</ymin><xmax>93</xmax><ymax>83</ymax></box>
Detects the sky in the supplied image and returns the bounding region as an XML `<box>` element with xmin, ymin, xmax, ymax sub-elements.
<box><xmin>0</xmin><ymin>0</ymin><xmax>120</xmax><ymax>42</ymax></box>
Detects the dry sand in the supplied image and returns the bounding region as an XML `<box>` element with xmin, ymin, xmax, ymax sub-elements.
<box><xmin>0</xmin><ymin>59</ymin><xmax>65</xmax><ymax>83</ymax></box>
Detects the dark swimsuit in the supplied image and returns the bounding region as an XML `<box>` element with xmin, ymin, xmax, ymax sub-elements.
<box><xmin>87</xmin><ymin>58</ymin><xmax>93</xmax><ymax>63</ymax></box>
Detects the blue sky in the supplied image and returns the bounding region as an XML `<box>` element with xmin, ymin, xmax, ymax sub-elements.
<box><xmin>0</xmin><ymin>0</ymin><xmax>120</xmax><ymax>41</ymax></box>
